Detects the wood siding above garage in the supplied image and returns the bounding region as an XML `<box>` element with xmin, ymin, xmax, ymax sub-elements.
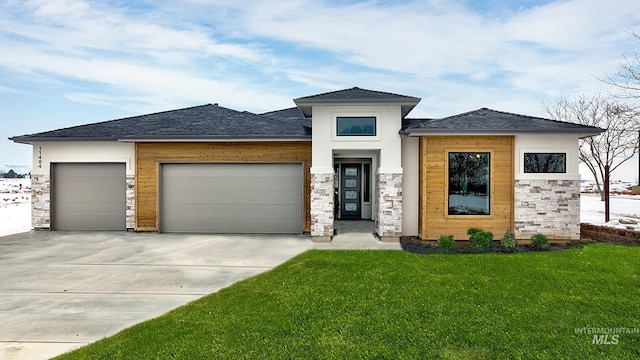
<box><xmin>419</xmin><ymin>136</ymin><xmax>514</xmax><ymax>240</ymax></box>
<box><xmin>135</xmin><ymin>142</ymin><xmax>312</xmax><ymax>232</ymax></box>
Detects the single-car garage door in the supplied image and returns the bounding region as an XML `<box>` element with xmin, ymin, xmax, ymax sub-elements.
<box><xmin>161</xmin><ymin>163</ymin><xmax>302</xmax><ymax>233</ymax></box>
<box><xmin>51</xmin><ymin>163</ymin><xmax>126</xmax><ymax>230</ymax></box>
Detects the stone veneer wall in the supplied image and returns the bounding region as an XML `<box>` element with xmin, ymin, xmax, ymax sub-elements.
<box><xmin>376</xmin><ymin>173</ymin><xmax>403</xmax><ymax>238</ymax></box>
<box><xmin>31</xmin><ymin>174</ymin><xmax>51</xmax><ymax>230</ymax></box>
<box><xmin>126</xmin><ymin>175</ymin><xmax>135</xmax><ymax>229</ymax></box>
<box><xmin>514</xmin><ymin>179</ymin><xmax>580</xmax><ymax>240</ymax></box>
<box><xmin>310</xmin><ymin>173</ymin><xmax>334</xmax><ymax>238</ymax></box>
<box><xmin>31</xmin><ymin>174</ymin><xmax>134</xmax><ymax>230</ymax></box>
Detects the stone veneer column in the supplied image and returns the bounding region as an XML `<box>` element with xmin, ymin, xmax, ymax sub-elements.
<box><xmin>376</xmin><ymin>172</ymin><xmax>403</xmax><ymax>242</ymax></box>
<box><xmin>514</xmin><ymin>179</ymin><xmax>581</xmax><ymax>240</ymax></box>
<box><xmin>310</xmin><ymin>172</ymin><xmax>334</xmax><ymax>242</ymax></box>
<box><xmin>126</xmin><ymin>175</ymin><xmax>135</xmax><ymax>230</ymax></box>
<box><xmin>31</xmin><ymin>174</ymin><xmax>51</xmax><ymax>230</ymax></box>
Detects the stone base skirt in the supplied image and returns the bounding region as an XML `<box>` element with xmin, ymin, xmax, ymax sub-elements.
<box><xmin>514</xmin><ymin>179</ymin><xmax>580</xmax><ymax>240</ymax></box>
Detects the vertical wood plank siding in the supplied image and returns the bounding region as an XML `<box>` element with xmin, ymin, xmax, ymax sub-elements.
<box><xmin>135</xmin><ymin>142</ymin><xmax>312</xmax><ymax>232</ymax></box>
<box><xmin>419</xmin><ymin>136</ymin><xmax>514</xmax><ymax>240</ymax></box>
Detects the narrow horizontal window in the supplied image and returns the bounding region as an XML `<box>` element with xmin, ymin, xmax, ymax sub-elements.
<box><xmin>448</xmin><ymin>152</ymin><xmax>490</xmax><ymax>215</ymax></box>
<box><xmin>524</xmin><ymin>153</ymin><xmax>566</xmax><ymax>173</ymax></box>
<box><xmin>336</xmin><ymin>117</ymin><xmax>376</xmax><ymax>136</ymax></box>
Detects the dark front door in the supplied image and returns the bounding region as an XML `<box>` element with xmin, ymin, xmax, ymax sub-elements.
<box><xmin>341</xmin><ymin>164</ymin><xmax>361</xmax><ymax>219</ymax></box>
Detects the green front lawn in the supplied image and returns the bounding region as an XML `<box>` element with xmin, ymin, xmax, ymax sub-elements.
<box><xmin>57</xmin><ymin>244</ymin><xmax>640</xmax><ymax>359</ymax></box>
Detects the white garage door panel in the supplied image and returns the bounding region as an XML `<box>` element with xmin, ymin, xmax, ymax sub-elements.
<box><xmin>161</xmin><ymin>163</ymin><xmax>303</xmax><ymax>233</ymax></box>
<box><xmin>52</xmin><ymin>163</ymin><xmax>126</xmax><ymax>231</ymax></box>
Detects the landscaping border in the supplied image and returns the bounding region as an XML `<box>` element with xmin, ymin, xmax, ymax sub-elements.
<box><xmin>580</xmin><ymin>223</ymin><xmax>640</xmax><ymax>245</ymax></box>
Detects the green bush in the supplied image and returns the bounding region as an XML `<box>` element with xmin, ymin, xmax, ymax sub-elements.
<box><xmin>501</xmin><ymin>230</ymin><xmax>517</xmax><ymax>253</ymax></box>
<box><xmin>468</xmin><ymin>228</ymin><xmax>494</xmax><ymax>250</ymax></box>
<box><xmin>531</xmin><ymin>233</ymin><xmax>549</xmax><ymax>250</ymax></box>
<box><xmin>467</xmin><ymin>227</ymin><xmax>483</xmax><ymax>237</ymax></box>
<box><xmin>437</xmin><ymin>234</ymin><xmax>455</xmax><ymax>252</ymax></box>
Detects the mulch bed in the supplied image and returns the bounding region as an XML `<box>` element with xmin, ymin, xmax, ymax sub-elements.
<box><xmin>399</xmin><ymin>237</ymin><xmax>584</xmax><ymax>255</ymax></box>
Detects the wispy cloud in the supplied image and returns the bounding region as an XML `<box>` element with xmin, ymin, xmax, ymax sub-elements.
<box><xmin>15</xmin><ymin>0</ymin><xmax>262</xmax><ymax>60</ymax></box>
<box><xmin>0</xmin><ymin>0</ymin><xmax>275</xmax><ymax>112</ymax></box>
<box><xmin>1</xmin><ymin>0</ymin><xmax>639</xmax><ymax>118</ymax></box>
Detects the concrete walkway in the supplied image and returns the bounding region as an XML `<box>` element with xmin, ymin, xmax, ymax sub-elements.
<box><xmin>0</xmin><ymin>227</ymin><xmax>400</xmax><ymax>359</ymax></box>
<box><xmin>317</xmin><ymin>220</ymin><xmax>403</xmax><ymax>250</ymax></box>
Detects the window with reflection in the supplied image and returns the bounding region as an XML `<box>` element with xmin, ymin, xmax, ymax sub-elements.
<box><xmin>524</xmin><ymin>153</ymin><xmax>566</xmax><ymax>173</ymax></box>
<box><xmin>336</xmin><ymin>117</ymin><xmax>376</xmax><ymax>136</ymax></box>
<box><xmin>448</xmin><ymin>152</ymin><xmax>490</xmax><ymax>215</ymax></box>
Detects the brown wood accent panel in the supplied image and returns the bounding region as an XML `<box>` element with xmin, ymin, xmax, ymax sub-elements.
<box><xmin>418</xmin><ymin>136</ymin><xmax>514</xmax><ymax>240</ymax></box>
<box><xmin>135</xmin><ymin>142</ymin><xmax>312</xmax><ymax>232</ymax></box>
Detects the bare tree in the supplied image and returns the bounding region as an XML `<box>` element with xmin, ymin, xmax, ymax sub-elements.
<box><xmin>603</xmin><ymin>29</ymin><xmax>640</xmax><ymax>187</ymax></box>
<box><xmin>544</xmin><ymin>93</ymin><xmax>639</xmax><ymax>198</ymax></box>
<box><xmin>604</xmin><ymin>30</ymin><xmax>640</xmax><ymax>99</ymax></box>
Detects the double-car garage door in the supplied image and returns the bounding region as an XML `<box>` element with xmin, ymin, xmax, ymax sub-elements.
<box><xmin>161</xmin><ymin>163</ymin><xmax>303</xmax><ymax>233</ymax></box>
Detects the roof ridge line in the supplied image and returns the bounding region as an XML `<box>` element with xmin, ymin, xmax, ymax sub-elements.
<box><xmin>105</xmin><ymin>103</ymin><xmax>219</xmax><ymax>123</ymax></box>
<box><xmin>26</xmin><ymin>103</ymin><xmax>220</xmax><ymax>136</ymax></box>
<box><xmin>294</xmin><ymin>86</ymin><xmax>420</xmax><ymax>101</ymax></box>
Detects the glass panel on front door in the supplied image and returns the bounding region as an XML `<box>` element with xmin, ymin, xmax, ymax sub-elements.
<box><xmin>344</xmin><ymin>190</ymin><xmax>358</xmax><ymax>200</ymax></box>
<box><xmin>341</xmin><ymin>165</ymin><xmax>361</xmax><ymax>219</ymax></box>
<box><xmin>345</xmin><ymin>179</ymin><xmax>358</xmax><ymax>188</ymax></box>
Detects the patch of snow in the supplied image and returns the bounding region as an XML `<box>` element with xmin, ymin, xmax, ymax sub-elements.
<box><xmin>580</xmin><ymin>193</ymin><xmax>640</xmax><ymax>231</ymax></box>
<box><xmin>580</xmin><ymin>179</ymin><xmax>636</xmax><ymax>194</ymax></box>
<box><xmin>0</xmin><ymin>178</ymin><xmax>32</xmax><ymax>236</ymax></box>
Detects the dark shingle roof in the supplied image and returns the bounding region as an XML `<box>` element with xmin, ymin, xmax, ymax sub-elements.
<box><xmin>402</xmin><ymin>108</ymin><xmax>603</xmax><ymax>135</ymax></box>
<box><xmin>294</xmin><ymin>87</ymin><xmax>421</xmax><ymax>117</ymax></box>
<box><xmin>261</xmin><ymin>107</ymin><xmax>311</xmax><ymax>129</ymax></box>
<box><xmin>10</xmin><ymin>104</ymin><xmax>311</xmax><ymax>143</ymax></box>
<box><xmin>261</xmin><ymin>107</ymin><xmax>306</xmax><ymax>120</ymax></box>
<box><xmin>294</xmin><ymin>87</ymin><xmax>420</xmax><ymax>102</ymax></box>
<box><xmin>9</xmin><ymin>91</ymin><xmax>604</xmax><ymax>144</ymax></box>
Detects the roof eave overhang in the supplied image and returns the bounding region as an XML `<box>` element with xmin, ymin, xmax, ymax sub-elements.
<box><xmin>9</xmin><ymin>135</ymin><xmax>313</xmax><ymax>144</ymax></box>
<box><xmin>9</xmin><ymin>136</ymin><xmax>119</xmax><ymax>144</ymax></box>
<box><xmin>293</xmin><ymin>99</ymin><xmax>421</xmax><ymax>118</ymax></box>
<box><xmin>118</xmin><ymin>135</ymin><xmax>312</xmax><ymax>142</ymax></box>
<box><xmin>402</xmin><ymin>129</ymin><xmax>605</xmax><ymax>137</ymax></box>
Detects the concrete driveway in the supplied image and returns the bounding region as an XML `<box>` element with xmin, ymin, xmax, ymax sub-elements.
<box><xmin>0</xmin><ymin>231</ymin><xmax>314</xmax><ymax>360</ymax></box>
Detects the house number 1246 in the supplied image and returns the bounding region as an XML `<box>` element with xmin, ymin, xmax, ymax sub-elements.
<box><xmin>38</xmin><ymin>146</ymin><xmax>43</xmax><ymax>168</ymax></box>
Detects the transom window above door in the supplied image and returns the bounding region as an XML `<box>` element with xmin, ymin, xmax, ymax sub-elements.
<box><xmin>336</xmin><ymin>116</ymin><xmax>376</xmax><ymax>136</ymax></box>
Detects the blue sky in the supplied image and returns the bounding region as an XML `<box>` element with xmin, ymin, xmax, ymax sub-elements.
<box><xmin>1</xmin><ymin>0</ymin><xmax>639</xmax><ymax>181</ymax></box>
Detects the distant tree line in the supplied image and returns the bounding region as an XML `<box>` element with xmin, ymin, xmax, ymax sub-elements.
<box><xmin>0</xmin><ymin>170</ymin><xmax>29</xmax><ymax>178</ymax></box>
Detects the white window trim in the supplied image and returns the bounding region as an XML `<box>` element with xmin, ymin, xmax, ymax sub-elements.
<box><xmin>523</xmin><ymin>152</ymin><xmax>567</xmax><ymax>174</ymax></box>
<box><xmin>517</xmin><ymin>148</ymin><xmax>579</xmax><ymax>180</ymax></box>
<box><xmin>332</xmin><ymin>112</ymin><xmax>381</xmax><ymax>141</ymax></box>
